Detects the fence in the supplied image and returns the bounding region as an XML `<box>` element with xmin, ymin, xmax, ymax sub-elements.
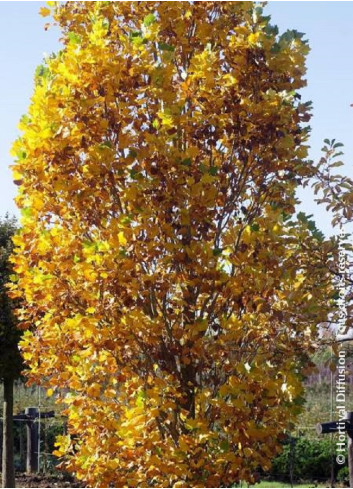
<box><xmin>0</xmin><ymin>407</ymin><xmax>65</xmax><ymax>474</ymax></box>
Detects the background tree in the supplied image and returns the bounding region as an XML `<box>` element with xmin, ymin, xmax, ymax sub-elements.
<box><xmin>0</xmin><ymin>215</ymin><xmax>22</xmax><ymax>488</ymax></box>
<box><xmin>10</xmin><ymin>2</ymin><xmax>341</xmax><ymax>487</ymax></box>
<box><xmin>312</xmin><ymin>139</ymin><xmax>353</xmax><ymax>339</ymax></box>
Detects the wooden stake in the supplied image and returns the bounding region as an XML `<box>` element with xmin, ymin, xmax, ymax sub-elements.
<box><xmin>25</xmin><ymin>408</ymin><xmax>38</xmax><ymax>474</ymax></box>
<box><xmin>2</xmin><ymin>378</ymin><xmax>15</xmax><ymax>489</ymax></box>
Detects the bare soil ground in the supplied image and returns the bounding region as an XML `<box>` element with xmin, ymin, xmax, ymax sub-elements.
<box><xmin>16</xmin><ymin>473</ymin><xmax>84</xmax><ymax>488</ymax></box>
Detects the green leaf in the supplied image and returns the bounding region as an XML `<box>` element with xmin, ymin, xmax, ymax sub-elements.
<box><xmin>220</xmin><ymin>440</ymin><xmax>229</xmax><ymax>452</ymax></box>
<box><xmin>264</xmin><ymin>24</ymin><xmax>279</xmax><ymax>37</ymax></box>
<box><xmin>16</xmin><ymin>150</ymin><xmax>27</xmax><ymax>161</ymax></box>
<box><xmin>132</xmin><ymin>36</ymin><xmax>144</xmax><ymax>47</ymax></box>
<box><xmin>297</xmin><ymin>212</ymin><xmax>306</xmax><ymax>223</ymax></box>
<box><xmin>130</xmin><ymin>168</ymin><xmax>143</xmax><ymax>180</ymax></box>
<box><xmin>130</xmin><ymin>31</ymin><xmax>146</xmax><ymax>47</ymax></box>
<box><xmin>68</xmin><ymin>32</ymin><xmax>82</xmax><ymax>45</ymax></box>
<box><xmin>279</xmin><ymin>30</ymin><xmax>305</xmax><ymax>44</ymax></box>
<box><xmin>158</xmin><ymin>42</ymin><xmax>175</xmax><ymax>52</ymax></box>
<box><xmin>213</xmin><ymin>248</ymin><xmax>222</xmax><ymax>257</ymax></box>
<box><xmin>35</xmin><ymin>64</ymin><xmax>49</xmax><ymax>78</ymax></box>
<box><xmin>21</xmin><ymin>208</ymin><xmax>33</xmax><ymax>218</ymax></box>
<box><xmin>121</xmin><ymin>216</ymin><xmax>132</xmax><ymax>225</ymax></box>
<box><xmin>34</xmin><ymin>65</ymin><xmax>51</xmax><ymax>86</ymax></box>
<box><xmin>99</xmin><ymin>141</ymin><xmax>112</xmax><ymax>150</ymax></box>
<box><xmin>199</xmin><ymin>163</ymin><xmax>208</xmax><ymax>174</ymax></box>
<box><xmin>20</xmin><ymin>114</ymin><xmax>31</xmax><ymax>125</ymax></box>
<box><xmin>130</xmin><ymin>30</ymin><xmax>142</xmax><ymax>38</ymax></box>
<box><xmin>312</xmin><ymin>229</ymin><xmax>325</xmax><ymax>241</ymax></box>
<box><xmin>270</xmin><ymin>43</ymin><xmax>281</xmax><ymax>54</ymax></box>
<box><xmin>136</xmin><ymin>389</ymin><xmax>146</xmax><ymax>407</ymax></box>
<box><xmin>209</xmin><ymin>166</ymin><xmax>218</xmax><ymax>176</ymax></box>
<box><xmin>143</xmin><ymin>13</ymin><xmax>156</xmax><ymax>27</ymax></box>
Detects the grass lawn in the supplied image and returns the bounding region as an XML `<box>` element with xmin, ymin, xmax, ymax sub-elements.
<box><xmin>248</xmin><ymin>481</ymin><xmax>329</xmax><ymax>488</ymax></box>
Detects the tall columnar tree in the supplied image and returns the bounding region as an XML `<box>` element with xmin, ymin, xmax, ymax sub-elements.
<box><xmin>11</xmin><ymin>2</ymin><xmax>339</xmax><ymax>487</ymax></box>
<box><xmin>0</xmin><ymin>215</ymin><xmax>22</xmax><ymax>489</ymax></box>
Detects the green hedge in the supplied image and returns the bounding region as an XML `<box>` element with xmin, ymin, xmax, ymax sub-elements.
<box><xmin>269</xmin><ymin>437</ymin><xmax>346</xmax><ymax>483</ymax></box>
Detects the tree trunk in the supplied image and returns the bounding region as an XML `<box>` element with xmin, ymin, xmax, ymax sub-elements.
<box><xmin>2</xmin><ymin>377</ymin><xmax>15</xmax><ymax>488</ymax></box>
<box><xmin>348</xmin><ymin>434</ymin><xmax>353</xmax><ymax>489</ymax></box>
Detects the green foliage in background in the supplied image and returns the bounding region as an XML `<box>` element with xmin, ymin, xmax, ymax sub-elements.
<box><xmin>271</xmin><ymin>437</ymin><xmax>343</xmax><ymax>482</ymax></box>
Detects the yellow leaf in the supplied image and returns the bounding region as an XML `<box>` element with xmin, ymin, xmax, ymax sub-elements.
<box><xmin>248</xmin><ymin>32</ymin><xmax>260</xmax><ymax>45</ymax></box>
<box><xmin>39</xmin><ymin>6</ymin><xmax>51</xmax><ymax>17</ymax></box>
<box><xmin>118</xmin><ymin>231</ymin><xmax>127</xmax><ymax>246</ymax></box>
<box><xmin>157</xmin><ymin>110</ymin><xmax>174</xmax><ymax>129</ymax></box>
<box><xmin>87</xmin><ymin>383</ymin><xmax>101</xmax><ymax>398</ymax></box>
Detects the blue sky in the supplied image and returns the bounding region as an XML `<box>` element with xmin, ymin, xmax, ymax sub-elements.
<box><xmin>0</xmin><ymin>2</ymin><xmax>352</xmax><ymax>236</ymax></box>
<box><xmin>0</xmin><ymin>2</ymin><xmax>59</xmax><ymax>218</ymax></box>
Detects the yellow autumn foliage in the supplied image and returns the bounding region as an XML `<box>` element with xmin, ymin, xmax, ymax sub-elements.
<box><xmin>10</xmin><ymin>2</ymin><xmax>337</xmax><ymax>487</ymax></box>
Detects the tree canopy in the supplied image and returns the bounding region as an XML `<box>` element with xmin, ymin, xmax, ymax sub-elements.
<box><xmin>0</xmin><ymin>214</ymin><xmax>22</xmax><ymax>382</ymax></box>
<box><xmin>10</xmin><ymin>2</ymin><xmax>344</xmax><ymax>487</ymax></box>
